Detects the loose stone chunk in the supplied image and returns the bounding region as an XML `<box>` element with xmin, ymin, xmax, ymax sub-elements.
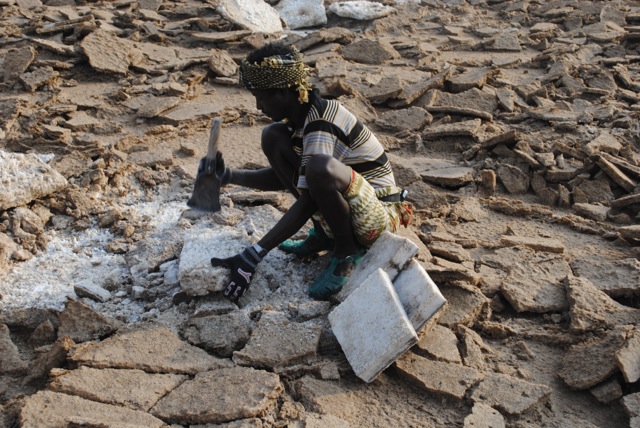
<box><xmin>469</xmin><ymin>372</ymin><xmax>552</xmax><ymax>415</ymax></box>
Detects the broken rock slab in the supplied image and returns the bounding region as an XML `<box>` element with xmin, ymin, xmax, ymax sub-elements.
<box><xmin>20</xmin><ymin>390</ymin><xmax>166</xmax><ymax>428</ymax></box>
<box><xmin>182</xmin><ymin>310</ymin><xmax>252</xmax><ymax>358</ymax></box>
<box><xmin>616</xmin><ymin>328</ymin><xmax>640</xmax><ymax>384</ymax></box>
<box><xmin>569</xmin><ymin>256</ymin><xmax>640</xmax><ymax>296</ymax></box>
<box><xmin>463</xmin><ymin>403</ymin><xmax>505</xmax><ymax>428</ymax></box>
<box><xmin>395</xmin><ymin>352</ymin><xmax>483</xmax><ymax>399</ymax></box>
<box><xmin>437</xmin><ymin>282</ymin><xmax>489</xmax><ymax>328</ymax></box>
<box><xmin>565</xmin><ymin>275</ymin><xmax>640</xmax><ymax>333</ymax></box>
<box><xmin>49</xmin><ymin>366</ymin><xmax>187</xmax><ymax>411</ymax></box>
<box><xmin>414</xmin><ymin>323</ymin><xmax>462</xmax><ymax>364</ymax></box>
<box><xmin>179</xmin><ymin>227</ymin><xmax>253</xmax><ymax>296</ymax></box>
<box><xmin>57</xmin><ymin>298</ymin><xmax>120</xmax><ymax>343</ymax></box>
<box><xmin>501</xmin><ymin>254</ymin><xmax>573</xmax><ymax>313</ymax></box>
<box><xmin>80</xmin><ymin>29</ymin><xmax>133</xmax><ymax>74</ymax></box>
<box><xmin>70</xmin><ymin>324</ymin><xmax>233</xmax><ymax>375</ymax></box>
<box><xmin>469</xmin><ymin>372</ymin><xmax>552</xmax><ymax>416</ymax></box>
<box><xmin>0</xmin><ymin>150</ymin><xmax>68</xmax><ymax>211</ymax></box>
<box><xmin>151</xmin><ymin>367</ymin><xmax>283</xmax><ymax>425</ymax></box>
<box><xmin>559</xmin><ymin>326</ymin><xmax>632</xmax><ymax>390</ymax></box>
<box><xmin>336</xmin><ymin>231</ymin><xmax>418</xmax><ymax>301</ymax></box>
<box><xmin>233</xmin><ymin>312</ymin><xmax>322</xmax><ymax>369</ymax></box>
<box><xmin>0</xmin><ymin>323</ymin><xmax>27</xmax><ymax>374</ymax></box>
<box><xmin>499</xmin><ymin>235</ymin><xmax>565</xmax><ymax>253</ymax></box>
<box><xmin>330</xmin><ymin>269</ymin><xmax>418</xmax><ymax>383</ymax></box>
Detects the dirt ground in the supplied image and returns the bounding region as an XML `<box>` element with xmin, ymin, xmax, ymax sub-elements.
<box><xmin>1</xmin><ymin>0</ymin><xmax>640</xmax><ymax>427</ymax></box>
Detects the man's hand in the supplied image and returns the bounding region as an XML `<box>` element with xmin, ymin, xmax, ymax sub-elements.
<box><xmin>211</xmin><ymin>245</ymin><xmax>264</xmax><ymax>302</ymax></box>
<box><xmin>196</xmin><ymin>152</ymin><xmax>232</xmax><ymax>185</ymax></box>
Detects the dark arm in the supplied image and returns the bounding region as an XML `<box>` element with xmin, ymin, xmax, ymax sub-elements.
<box><xmin>257</xmin><ymin>190</ymin><xmax>316</xmax><ymax>252</ymax></box>
<box><xmin>228</xmin><ymin>167</ymin><xmax>286</xmax><ymax>191</ymax></box>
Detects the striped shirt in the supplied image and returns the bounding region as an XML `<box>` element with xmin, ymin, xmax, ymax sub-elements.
<box><xmin>293</xmin><ymin>92</ymin><xmax>395</xmax><ymax>190</ymax></box>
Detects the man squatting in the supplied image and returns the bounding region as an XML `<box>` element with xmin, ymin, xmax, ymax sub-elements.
<box><xmin>209</xmin><ymin>41</ymin><xmax>413</xmax><ymax>302</ymax></box>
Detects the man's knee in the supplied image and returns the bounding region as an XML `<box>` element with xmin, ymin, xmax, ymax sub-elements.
<box><xmin>261</xmin><ymin>123</ymin><xmax>291</xmax><ymax>157</ymax></box>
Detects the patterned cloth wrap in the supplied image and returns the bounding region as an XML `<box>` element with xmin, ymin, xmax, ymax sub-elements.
<box><xmin>239</xmin><ymin>49</ymin><xmax>313</xmax><ymax>103</ymax></box>
<box><xmin>314</xmin><ymin>169</ymin><xmax>414</xmax><ymax>248</ymax></box>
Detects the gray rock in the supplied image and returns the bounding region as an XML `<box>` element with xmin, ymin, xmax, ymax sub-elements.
<box><xmin>449</xmin><ymin>67</ymin><xmax>495</xmax><ymax>92</ymax></box>
<box><xmin>499</xmin><ymin>235</ymin><xmax>565</xmax><ymax>253</ymax></box>
<box><xmin>70</xmin><ymin>324</ymin><xmax>233</xmax><ymax>374</ymax></box>
<box><xmin>622</xmin><ymin>392</ymin><xmax>640</xmax><ymax>418</ymax></box>
<box><xmin>0</xmin><ymin>150</ymin><xmax>68</xmax><ymax>211</ymax></box>
<box><xmin>294</xmin><ymin>375</ymin><xmax>349</xmax><ymax>413</ymax></box>
<box><xmin>29</xmin><ymin>319</ymin><xmax>57</xmax><ymax>346</ymax></box>
<box><xmin>151</xmin><ymin>367</ymin><xmax>283</xmax><ymax>425</ymax></box>
<box><xmin>20</xmin><ymin>390</ymin><xmax>166</xmax><ymax>427</ymax></box>
<box><xmin>395</xmin><ymin>353</ymin><xmax>482</xmax><ymax>399</ymax></box>
<box><xmin>616</xmin><ymin>328</ymin><xmax>640</xmax><ymax>384</ymax></box>
<box><xmin>208</xmin><ymin>49</ymin><xmax>239</xmax><ymax>77</ymax></box>
<box><xmin>49</xmin><ymin>366</ymin><xmax>187</xmax><ymax>411</ymax></box>
<box><xmin>437</xmin><ymin>282</ymin><xmax>489</xmax><ymax>327</ymax></box>
<box><xmin>469</xmin><ymin>372</ymin><xmax>551</xmax><ymax>415</ymax></box>
<box><xmin>496</xmin><ymin>163</ymin><xmax>530</xmax><ymax>194</ymax></box>
<box><xmin>3</xmin><ymin>46</ymin><xmax>36</xmax><ymax>83</ymax></box>
<box><xmin>182</xmin><ymin>311</ymin><xmax>252</xmax><ymax>358</ymax></box>
<box><xmin>233</xmin><ymin>312</ymin><xmax>322</xmax><ymax>369</ymax></box>
<box><xmin>422</xmin><ymin>166</ymin><xmax>475</xmax><ymax>189</ymax></box>
<box><xmin>378</xmin><ymin>106</ymin><xmax>432</xmax><ymax>132</ymax></box>
<box><xmin>24</xmin><ymin>336</ymin><xmax>75</xmax><ymax>386</ymax></box>
<box><xmin>590</xmin><ymin>378</ymin><xmax>622</xmax><ymax>404</ymax></box>
<box><xmin>420</xmin><ymin>88</ymin><xmax>497</xmax><ymax>120</ymax></box>
<box><xmin>19</xmin><ymin>66</ymin><xmax>60</xmax><ymax>92</ymax></box>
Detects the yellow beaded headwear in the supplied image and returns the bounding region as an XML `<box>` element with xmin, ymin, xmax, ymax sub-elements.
<box><xmin>239</xmin><ymin>48</ymin><xmax>312</xmax><ymax>103</ymax></box>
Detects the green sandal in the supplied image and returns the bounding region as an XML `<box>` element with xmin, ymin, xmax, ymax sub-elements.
<box><xmin>278</xmin><ymin>228</ymin><xmax>334</xmax><ymax>257</ymax></box>
<box><xmin>309</xmin><ymin>249</ymin><xmax>367</xmax><ymax>300</ymax></box>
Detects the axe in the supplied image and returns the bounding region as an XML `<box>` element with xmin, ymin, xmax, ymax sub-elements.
<box><xmin>187</xmin><ymin>117</ymin><xmax>222</xmax><ymax>212</ymax></box>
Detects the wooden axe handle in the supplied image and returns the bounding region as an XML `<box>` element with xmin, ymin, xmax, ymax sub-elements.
<box><xmin>206</xmin><ymin>117</ymin><xmax>221</xmax><ymax>160</ymax></box>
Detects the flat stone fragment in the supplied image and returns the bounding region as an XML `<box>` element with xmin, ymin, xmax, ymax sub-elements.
<box><xmin>19</xmin><ymin>390</ymin><xmax>166</xmax><ymax>428</ymax></box>
<box><xmin>559</xmin><ymin>327</ymin><xmax>631</xmax><ymax>390</ymax></box>
<box><xmin>80</xmin><ymin>29</ymin><xmax>132</xmax><ymax>74</ymax></box>
<box><xmin>415</xmin><ymin>324</ymin><xmax>462</xmax><ymax>364</ymax></box>
<box><xmin>208</xmin><ymin>49</ymin><xmax>239</xmax><ymax>77</ymax></box>
<box><xmin>0</xmin><ymin>323</ymin><xmax>27</xmax><ymax>374</ymax></box>
<box><xmin>499</xmin><ymin>235</ymin><xmax>565</xmax><ymax>253</ymax></box>
<box><xmin>617</xmin><ymin>329</ymin><xmax>640</xmax><ymax>384</ymax></box>
<box><xmin>182</xmin><ymin>311</ymin><xmax>252</xmax><ymax>358</ymax></box>
<box><xmin>70</xmin><ymin>324</ymin><xmax>233</xmax><ymax>374</ymax></box>
<box><xmin>590</xmin><ymin>378</ymin><xmax>622</xmax><ymax>403</ymax></box>
<box><xmin>73</xmin><ymin>279</ymin><xmax>111</xmax><ymax>302</ymax></box>
<box><xmin>378</xmin><ymin>106</ymin><xmax>432</xmax><ymax>132</ymax></box>
<box><xmin>428</xmin><ymin>241</ymin><xmax>472</xmax><ymax>263</ymax></box>
<box><xmin>159</xmin><ymin>102</ymin><xmax>223</xmax><ymax>125</ymax></box>
<box><xmin>622</xmin><ymin>392</ymin><xmax>640</xmax><ymax>418</ymax></box>
<box><xmin>449</xmin><ymin>67</ymin><xmax>495</xmax><ymax>92</ymax></box>
<box><xmin>336</xmin><ymin>231</ymin><xmax>418</xmax><ymax>301</ymax></box>
<box><xmin>179</xmin><ymin>227</ymin><xmax>252</xmax><ymax>296</ymax></box>
<box><xmin>3</xmin><ymin>46</ymin><xmax>36</xmax><ymax>82</ymax></box>
<box><xmin>57</xmin><ymin>299</ymin><xmax>120</xmax><ymax>343</ymax></box>
<box><xmin>573</xmin><ymin>203</ymin><xmax>609</xmax><ymax>222</ymax></box>
<box><xmin>19</xmin><ymin>66</ymin><xmax>60</xmax><ymax>92</ymax></box>
<box><xmin>470</xmin><ymin>372</ymin><xmax>551</xmax><ymax>415</ymax></box>
<box><xmin>437</xmin><ymin>283</ymin><xmax>489</xmax><ymax>327</ymax></box>
<box><xmin>421</xmin><ymin>167</ymin><xmax>475</xmax><ymax>189</ymax></box>
<box><xmin>422</xmin><ymin>119</ymin><xmax>482</xmax><ymax>140</ymax></box>
<box><xmin>341</xmin><ymin>38</ymin><xmax>399</xmax><ymax>65</ymax></box>
<box><xmin>395</xmin><ymin>353</ymin><xmax>482</xmax><ymax>399</ymax></box>
<box><xmin>463</xmin><ymin>403</ymin><xmax>505</xmax><ymax>428</ymax></box>
<box><xmin>49</xmin><ymin>366</ymin><xmax>187</xmax><ymax>411</ymax></box>
<box><xmin>330</xmin><ymin>269</ymin><xmax>418</xmax><ymax>383</ymax></box>
<box><xmin>392</xmin><ymin>259</ymin><xmax>447</xmax><ymax>332</ymax></box>
<box><xmin>421</xmin><ymin>88</ymin><xmax>497</xmax><ymax>119</ymax></box>
<box><xmin>565</xmin><ymin>275</ymin><xmax>640</xmax><ymax>333</ymax></box>
<box><xmin>570</xmin><ymin>257</ymin><xmax>640</xmax><ymax>295</ymax></box>
<box><xmin>217</xmin><ymin>0</ymin><xmax>283</xmax><ymax>33</ymax></box>
<box><xmin>151</xmin><ymin>367</ymin><xmax>283</xmax><ymax>425</ymax></box>
<box><xmin>619</xmin><ymin>225</ymin><xmax>640</xmax><ymax>241</ymax></box>
<box><xmin>0</xmin><ymin>150</ymin><xmax>68</xmax><ymax>211</ymax></box>
<box><xmin>233</xmin><ymin>313</ymin><xmax>322</xmax><ymax>369</ymax></box>
<box><xmin>501</xmin><ymin>256</ymin><xmax>572</xmax><ymax>313</ymax></box>
<box><xmin>496</xmin><ymin>164</ymin><xmax>529</xmax><ymax>194</ymax></box>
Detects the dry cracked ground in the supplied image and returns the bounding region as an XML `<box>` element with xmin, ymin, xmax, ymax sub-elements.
<box><xmin>2</xmin><ymin>0</ymin><xmax>640</xmax><ymax>426</ymax></box>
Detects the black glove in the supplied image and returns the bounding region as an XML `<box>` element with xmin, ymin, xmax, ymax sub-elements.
<box><xmin>211</xmin><ymin>245</ymin><xmax>265</xmax><ymax>302</ymax></box>
<box><xmin>197</xmin><ymin>152</ymin><xmax>232</xmax><ymax>185</ymax></box>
